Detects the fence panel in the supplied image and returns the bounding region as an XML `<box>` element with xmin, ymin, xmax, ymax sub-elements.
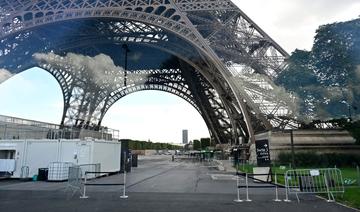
<box><xmin>78</xmin><ymin>163</ymin><xmax>101</xmax><ymax>179</ymax></box>
<box><xmin>285</xmin><ymin>168</ymin><xmax>344</xmax><ymax>202</ymax></box>
<box><xmin>66</xmin><ymin>166</ymin><xmax>83</xmax><ymax>197</ymax></box>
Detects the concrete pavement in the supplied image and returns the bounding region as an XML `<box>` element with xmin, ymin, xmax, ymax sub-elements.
<box><xmin>0</xmin><ymin>155</ymin><xmax>356</xmax><ymax>212</ymax></box>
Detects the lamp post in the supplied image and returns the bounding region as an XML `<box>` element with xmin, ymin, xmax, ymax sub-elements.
<box><xmin>122</xmin><ymin>44</ymin><xmax>130</xmax><ymax>87</ymax></box>
<box><xmin>347</xmin><ymin>104</ymin><xmax>358</xmax><ymax>122</ymax></box>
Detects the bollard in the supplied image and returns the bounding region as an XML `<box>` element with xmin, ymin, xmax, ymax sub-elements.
<box><xmin>234</xmin><ymin>174</ymin><xmax>243</xmax><ymax>202</ymax></box>
<box><xmin>245</xmin><ymin>173</ymin><xmax>252</xmax><ymax>202</ymax></box>
<box><xmin>274</xmin><ymin>173</ymin><xmax>281</xmax><ymax>202</ymax></box>
<box><xmin>80</xmin><ymin>172</ymin><xmax>89</xmax><ymax>199</ymax></box>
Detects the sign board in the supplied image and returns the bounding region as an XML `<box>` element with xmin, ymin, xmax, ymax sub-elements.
<box><xmin>255</xmin><ymin>139</ymin><xmax>271</xmax><ymax>166</ymax></box>
<box><xmin>310</xmin><ymin>169</ymin><xmax>320</xmax><ymax>176</ymax></box>
<box><xmin>253</xmin><ymin>167</ymin><xmax>272</xmax><ymax>183</ymax></box>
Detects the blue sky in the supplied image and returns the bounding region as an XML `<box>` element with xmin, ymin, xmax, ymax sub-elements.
<box><xmin>0</xmin><ymin>1</ymin><xmax>359</xmax><ymax>143</ymax></box>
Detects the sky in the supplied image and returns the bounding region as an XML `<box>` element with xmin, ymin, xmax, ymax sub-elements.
<box><xmin>235</xmin><ymin>0</ymin><xmax>360</xmax><ymax>53</ymax></box>
<box><xmin>0</xmin><ymin>1</ymin><xmax>359</xmax><ymax>143</ymax></box>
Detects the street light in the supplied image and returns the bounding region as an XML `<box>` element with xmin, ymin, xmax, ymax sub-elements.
<box><xmin>346</xmin><ymin>104</ymin><xmax>358</xmax><ymax>122</ymax></box>
<box><xmin>122</xmin><ymin>44</ymin><xmax>130</xmax><ymax>87</ymax></box>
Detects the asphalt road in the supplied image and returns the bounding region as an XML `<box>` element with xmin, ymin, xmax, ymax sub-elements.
<box><xmin>0</xmin><ymin>155</ymin><xmax>357</xmax><ymax>212</ymax></box>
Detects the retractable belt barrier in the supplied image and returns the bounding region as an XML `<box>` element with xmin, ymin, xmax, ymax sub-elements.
<box><xmin>80</xmin><ymin>170</ymin><xmax>128</xmax><ymax>199</ymax></box>
<box><xmin>234</xmin><ymin>172</ymin><xmax>284</xmax><ymax>203</ymax></box>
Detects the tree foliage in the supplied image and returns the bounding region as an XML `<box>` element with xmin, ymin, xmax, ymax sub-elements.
<box><xmin>276</xmin><ymin>18</ymin><xmax>360</xmax><ymax>121</ymax></box>
<box><xmin>122</xmin><ymin>139</ymin><xmax>181</xmax><ymax>150</ymax></box>
<box><xmin>200</xmin><ymin>138</ymin><xmax>211</xmax><ymax>149</ymax></box>
<box><xmin>193</xmin><ymin>139</ymin><xmax>201</xmax><ymax>150</ymax></box>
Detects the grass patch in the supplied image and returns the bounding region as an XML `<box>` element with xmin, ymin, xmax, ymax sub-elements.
<box><xmin>337</xmin><ymin>187</ymin><xmax>360</xmax><ymax>209</ymax></box>
<box><xmin>236</xmin><ymin>164</ymin><xmax>360</xmax><ymax>209</ymax></box>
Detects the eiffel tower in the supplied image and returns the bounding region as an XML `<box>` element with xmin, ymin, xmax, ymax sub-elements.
<box><xmin>0</xmin><ymin>0</ymin><xmax>295</xmax><ymax>145</ymax></box>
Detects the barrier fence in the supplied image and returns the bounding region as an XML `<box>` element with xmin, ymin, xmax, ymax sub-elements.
<box><xmin>234</xmin><ymin>168</ymin><xmax>344</xmax><ymax>203</ymax></box>
<box><xmin>67</xmin><ymin>166</ymin><xmax>83</xmax><ymax>196</ymax></box>
<box><xmin>285</xmin><ymin>168</ymin><xmax>344</xmax><ymax>202</ymax></box>
<box><xmin>0</xmin><ymin>114</ymin><xmax>120</xmax><ymax>141</ymax></box>
<box><xmin>78</xmin><ymin>163</ymin><xmax>101</xmax><ymax>179</ymax></box>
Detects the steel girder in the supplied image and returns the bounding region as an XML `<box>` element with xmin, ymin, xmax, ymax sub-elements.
<box><xmin>0</xmin><ymin>0</ymin><xmax>293</xmax><ymax>144</ymax></box>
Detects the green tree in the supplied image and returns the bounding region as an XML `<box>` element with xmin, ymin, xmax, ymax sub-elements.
<box><xmin>276</xmin><ymin>18</ymin><xmax>360</xmax><ymax>120</ymax></box>
<box><xmin>200</xmin><ymin>138</ymin><xmax>211</xmax><ymax>149</ymax></box>
<box><xmin>193</xmin><ymin>140</ymin><xmax>201</xmax><ymax>150</ymax></box>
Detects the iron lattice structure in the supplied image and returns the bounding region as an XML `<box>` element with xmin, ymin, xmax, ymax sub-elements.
<box><xmin>0</xmin><ymin>0</ymin><xmax>294</xmax><ymax>144</ymax></box>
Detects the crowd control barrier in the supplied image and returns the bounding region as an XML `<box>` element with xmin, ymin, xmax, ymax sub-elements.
<box><xmin>284</xmin><ymin>168</ymin><xmax>344</xmax><ymax>202</ymax></box>
<box><xmin>66</xmin><ymin>166</ymin><xmax>83</xmax><ymax>196</ymax></box>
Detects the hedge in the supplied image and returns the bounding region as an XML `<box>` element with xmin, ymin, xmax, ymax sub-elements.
<box><xmin>277</xmin><ymin>152</ymin><xmax>360</xmax><ymax>167</ymax></box>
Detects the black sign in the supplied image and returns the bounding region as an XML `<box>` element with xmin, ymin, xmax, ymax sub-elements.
<box><xmin>255</xmin><ymin>139</ymin><xmax>271</xmax><ymax>167</ymax></box>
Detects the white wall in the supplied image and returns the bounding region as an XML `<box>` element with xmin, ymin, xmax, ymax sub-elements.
<box><xmin>58</xmin><ymin>140</ymin><xmax>78</xmax><ymax>164</ymax></box>
<box><xmin>0</xmin><ymin>139</ymin><xmax>122</xmax><ymax>178</ymax></box>
<box><xmin>92</xmin><ymin>140</ymin><xmax>121</xmax><ymax>172</ymax></box>
<box><xmin>25</xmin><ymin>140</ymin><xmax>58</xmax><ymax>177</ymax></box>
<box><xmin>59</xmin><ymin>140</ymin><xmax>92</xmax><ymax>165</ymax></box>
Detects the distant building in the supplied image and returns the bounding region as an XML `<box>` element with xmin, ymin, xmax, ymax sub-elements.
<box><xmin>182</xmin><ymin>130</ymin><xmax>188</xmax><ymax>144</ymax></box>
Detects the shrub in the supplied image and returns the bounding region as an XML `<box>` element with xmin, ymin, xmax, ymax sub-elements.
<box><xmin>277</xmin><ymin>152</ymin><xmax>360</xmax><ymax>167</ymax></box>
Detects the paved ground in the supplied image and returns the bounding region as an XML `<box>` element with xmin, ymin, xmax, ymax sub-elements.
<box><xmin>0</xmin><ymin>155</ymin><xmax>357</xmax><ymax>212</ymax></box>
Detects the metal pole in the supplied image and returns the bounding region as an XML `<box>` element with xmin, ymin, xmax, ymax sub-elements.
<box><xmin>245</xmin><ymin>173</ymin><xmax>252</xmax><ymax>202</ymax></box>
<box><xmin>122</xmin><ymin>44</ymin><xmax>129</xmax><ymax>87</ymax></box>
<box><xmin>274</xmin><ymin>173</ymin><xmax>281</xmax><ymax>202</ymax></box>
<box><xmin>348</xmin><ymin>106</ymin><xmax>352</xmax><ymax>122</ymax></box>
<box><xmin>234</xmin><ymin>174</ymin><xmax>243</xmax><ymax>202</ymax></box>
<box><xmin>324</xmin><ymin>175</ymin><xmax>334</xmax><ymax>202</ymax></box>
<box><xmin>3</xmin><ymin>124</ymin><xmax>7</xmax><ymax>139</ymax></box>
<box><xmin>121</xmin><ymin>152</ymin><xmax>128</xmax><ymax>199</ymax></box>
<box><xmin>290</xmin><ymin>130</ymin><xmax>295</xmax><ymax>169</ymax></box>
<box><xmin>357</xmin><ymin>166</ymin><xmax>360</xmax><ymax>187</ymax></box>
<box><xmin>80</xmin><ymin>172</ymin><xmax>88</xmax><ymax>199</ymax></box>
<box><xmin>284</xmin><ymin>171</ymin><xmax>291</xmax><ymax>202</ymax></box>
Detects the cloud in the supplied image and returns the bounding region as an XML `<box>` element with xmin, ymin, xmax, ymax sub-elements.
<box><xmin>33</xmin><ymin>52</ymin><xmax>123</xmax><ymax>89</ymax></box>
<box><xmin>33</xmin><ymin>52</ymin><xmax>149</xmax><ymax>91</ymax></box>
<box><xmin>0</xmin><ymin>68</ymin><xmax>13</xmax><ymax>83</ymax></box>
<box><xmin>233</xmin><ymin>0</ymin><xmax>360</xmax><ymax>52</ymax></box>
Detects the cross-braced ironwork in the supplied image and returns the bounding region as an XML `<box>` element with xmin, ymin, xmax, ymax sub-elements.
<box><xmin>0</xmin><ymin>0</ymin><xmax>295</xmax><ymax>144</ymax></box>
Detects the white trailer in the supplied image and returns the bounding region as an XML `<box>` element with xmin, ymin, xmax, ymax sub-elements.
<box><xmin>0</xmin><ymin>139</ymin><xmax>121</xmax><ymax>179</ymax></box>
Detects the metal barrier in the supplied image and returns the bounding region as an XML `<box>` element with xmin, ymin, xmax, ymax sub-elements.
<box><xmin>66</xmin><ymin>166</ymin><xmax>83</xmax><ymax>197</ymax></box>
<box><xmin>234</xmin><ymin>172</ymin><xmax>283</xmax><ymax>203</ymax></box>
<box><xmin>284</xmin><ymin>168</ymin><xmax>344</xmax><ymax>202</ymax></box>
<box><xmin>78</xmin><ymin>163</ymin><xmax>101</xmax><ymax>179</ymax></box>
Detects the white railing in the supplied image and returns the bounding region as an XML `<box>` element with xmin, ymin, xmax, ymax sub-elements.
<box><xmin>0</xmin><ymin>115</ymin><xmax>119</xmax><ymax>141</ymax></box>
